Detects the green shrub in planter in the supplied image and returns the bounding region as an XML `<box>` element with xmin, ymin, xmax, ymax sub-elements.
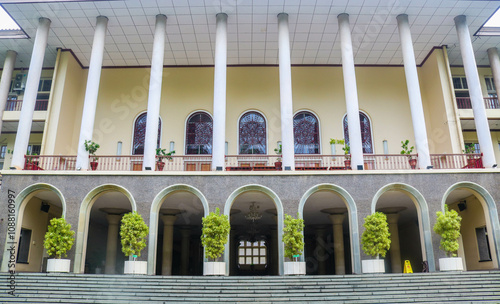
<box><xmin>201</xmin><ymin>208</ymin><xmax>230</xmax><ymax>261</ymax></box>
<box><xmin>433</xmin><ymin>205</ymin><xmax>462</xmax><ymax>257</ymax></box>
<box><xmin>120</xmin><ymin>211</ymin><xmax>149</xmax><ymax>257</ymax></box>
<box><xmin>44</xmin><ymin>217</ymin><xmax>75</xmax><ymax>259</ymax></box>
<box><xmin>283</xmin><ymin>213</ymin><xmax>305</xmax><ymax>261</ymax></box>
<box><xmin>361</xmin><ymin>212</ymin><xmax>391</xmax><ymax>258</ymax></box>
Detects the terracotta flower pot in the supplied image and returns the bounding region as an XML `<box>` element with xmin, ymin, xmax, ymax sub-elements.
<box><xmin>90</xmin><ymin>161</ymin><xmax>98</xmax><ymax>171</ymax></box>
<box><xmin>344</xmin><ymin>160</ymin><xmax>351</xmax><ymax>170</ymax></box>
<box><xmin>409</xmin><ymin>158</ymin><xmax>417</xmax><ymax>169</ymax></box>
<box><xmin>275</xmin><ymin>161</ymin><xmax>282</xmax><ymax>170</ymax></box>
<box><xmin>156</xmin><ymin>161</ymin><xmax>165</xmax><ymax>171</ymax></box>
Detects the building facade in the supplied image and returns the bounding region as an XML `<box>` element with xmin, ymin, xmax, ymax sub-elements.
<box><xmin>0</xmin><ymin>0</ymin><xmax>499</xmax><ymax>276</ymax></box>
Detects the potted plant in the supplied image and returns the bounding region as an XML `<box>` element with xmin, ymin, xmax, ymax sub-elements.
<box><xmin>25</xmin><ymin>151</ymin><xmax>39</xmax><ymax>170</ymax></box>
<box><xmin>201</xmin><ymin>207</ymin><xmax>230</xmax><ymax>275</ymax></box>
<box><xmin>84</xmin><ymin>140</ymin><xmax>100</xmax><ymax>171</ymax></box>
<box><xmin>283</xmin><ymin>213</ymin><xmax>305</xmax><ymax>275</ymax></box>
<box><xmin>43</xmin><ymin>217</ymin><xmax>75</xmax><ymax>273</ymax></box>
<box><xmin>463</xmin><ymin>144</ymin><xmax>476</xmax><ymax>168</ymax></box>
<box><xmin>361</xmin><ymin>212</ymin><xmax>391</xmax><ymax>273</ymax></box>
<box><xmin>274</xmin><ymin>144</ymin><xmax>282</xmax><ymax>170</ymax></box>
<box><xmin>433</xmin><ymin>205</ymin><xmax>463</xmax><ymax>271</ymax></box>
<box><xmin>155</xmin><ymin>148</ymin><xmax>175</xmax><ymax>171</ymax></box>
<box><xmin>400</xmin><ymin>140</ymin><xmax>417</xmax><ymax>169</ymax></box>
<box><xmin>342</xmin><ymin>143</ymin><xmax>351</xmax><ymax>169</ymax></box>
<box><xmin>120</xmin><ymin>211</ymin><xmax>149</xmax><ymax>275</ymax></box>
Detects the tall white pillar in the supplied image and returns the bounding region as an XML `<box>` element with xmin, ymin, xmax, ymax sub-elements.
<box><xmin>212</xmin><ymin>13</ymin><xmax>228</xmax><ymax>171</ymax></box>
<box><xmin>0</xmin><ymin>50</ymin><xmax>17</xmax><ymax>134</ymax></box>
<box><xmin>143</xmin><ymin>14</ymin><xmax>167</xmax><ymax>170</ymax></box>
<box><xmin>487</xmin><ymin>48</ymin><xmax>500</xmax><ymax>106</ymax></box>
<box><xmin>104</xmin><ymin>214</ymin><xmax>122</xmax><ymax>274</ymax></box>
<box><xmin>397</xmin><ymin>14</ymin><xmax>432</xmax><ymax>169</ymax></box>
<box><xmin>160</xmin><ymin>214</ymin><xmax>177</xmax><ymax>275</ymax></box>
<box><xmin>11</xmin><ymin>18</ymin><xmax>50</xmax><ymax>169</ymax></box>
<box><xmin>278</xmin><ymin>13</ymin><xmax>295</xmax><ymax>170</ymax></box>
<box><xmin>75</xmin><ymin>16</ymin><xmax>108</xmax><ymax>170</ymax></box>
<box><xmin>455</xmin><ymin>15</ymin><xmax>497</xmax><ymax>168</ymax></box>
<box><xmin>337</xmin><ymin>13</ymin><xmax>363</xmax><ymax>170</ymax></box>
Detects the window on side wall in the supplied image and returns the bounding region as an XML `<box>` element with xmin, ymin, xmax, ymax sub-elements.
<box><xmin>453</xmin><ymin>76</ymin><xmax>469</xmax><ymax>97</ymax></box>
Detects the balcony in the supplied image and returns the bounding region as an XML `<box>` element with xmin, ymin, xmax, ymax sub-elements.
<box><xmin>5</xmin><ymin>99</ymin><xmax>49</xmax><ymax>111</ymax></box>
<box><xmin>456</xmin><ymin>97</ymin><xmax>500</xmax><ymax>109</ymax></box>
<box><xmin>23</xmin><ymin>153</ymin><xmax>484</xmax><ymax>172</ymax></box>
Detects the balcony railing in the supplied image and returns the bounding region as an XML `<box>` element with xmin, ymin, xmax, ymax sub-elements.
<box><xmin>23</xmin><ymin>153</ymin><xmax>484</xmax><ymax>171</ymax></box>
<box><xmin>456</xmin><ymin>97</ymin><xmax>500</xmax><ymax>109</ymax></box>
<box><xmin>5</xmin><ymin>99</ymin><xmax>49</xmax><ymax>111</ymax></box>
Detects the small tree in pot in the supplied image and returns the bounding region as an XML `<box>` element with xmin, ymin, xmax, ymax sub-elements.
<box><xmin>433</xmin><ymin>205</ymin><xmax>463</xmax><ymax>271</ymax></box>
<box><xmin>201</xmin><ymin>207</ymin><xmax>230</xmax><ymax>275</ymax></box>
<box><xmin>400</xmin><ymin>140</ymin><xmax>417</xmax><ymax>169</ymax></box>
<box><xmin>274</xmin><ymin>144</ymin><xmax>282</xmax><ymax>170</ymax></box>
<box><xmin>463</xmin><ymin>144</ymin><xmax>477</xmax><ymax>168</ymax></box>
<box><xmin>120</xmin><ymin>211</ymin><xmax>149</xmax><ymax>274</ymax></box>
<box><xmin>84</xmin><ymin>140</ymin><xmax>100</xmax><ymax>171</ymax></box>
<box><xmin>156</xmin><ymin>148</ymin><xmax>175</xmax><ymax>171</ymax></box>
<box><xmin>44</xmin><ymin>217</ymin><xmax>75</xmax><ymax>272</ymax></box>
<box><xmin>361</xmin><ymin>212</ymin><xmax>391</xmax><ymax>273</ymax></box>
<box><xmin>283</xmin><ymin>213</ymin><xmax>305</xmax><ymax>275</ymax></box>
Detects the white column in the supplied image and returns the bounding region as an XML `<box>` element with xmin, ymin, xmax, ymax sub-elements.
<box><xmin>488</xmin><ymin>48</ymin><xmax>500</xmax><ymax>106</ymax></box>
<box><xmin>278</xmin><ymin>13</ymin><xmax>295</xmax><ymax>170</ymax></box>
<box><xmin>212</xmin><ymin>13</ymin><xmax>228</xmax><ymax>171</ymax></box>
<box><xmin>160</xmin><ymin>214</ymin><xmax>177</xmax><ymax>275</ymax></box>
<box><xmin>397</xmin><ymin>14</ymin><xmax>432</xmax><ymax>169</ymax></box>
<box><xmin>455</xmin><ymin>15</ymin><xmax>497</xmax><ymax>168</ymax></box>
<box><xmin>143</xmin><ymin>14</ymin><xmax>167</xmax><ymax>170</ymax></box>
<box><xmin>329</xmin><ymin>214</ymin><xmax>346</xmax><ymax>275</ymax></box>
<box><xmin>75</xmin><ymin>16</ymin><xmax>108</xmax><ymax>170</ymax></box>
<box><xmin>0</xmin><ymin>50</ymin><xmax>17</xmax><ymax>134</ymax></box>
<box><xmin>337</xmin><ymin>13</ymin><xmax>363</xmax><ymax>170</ymax></box>
<box><xmin>11</xmin><ymin>18</ymin><xmax>50</xmax><ymax>169</ymax></box>
<box><xmin>104</xmin><ymin>214</ymin><xmax>122</xmax><ymax>274</ymax></box>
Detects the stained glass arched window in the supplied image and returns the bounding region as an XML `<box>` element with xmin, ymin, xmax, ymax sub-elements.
<box><xmin>132</xmin><ymin>113</ymin><xmax>161</xmax><ymax>155</ymax></box>
<box><xmin>343</xmin><ymin>112</ymin><xmax>373</xmax><ymax>154</ymax></box>
<box><xmin>294</xmin><ymin>111</ymin><xmax>320</xmax><ymax>154</ymax></box>
<box><xmin>239</xmin><ymin>111</ymin><xmax>266</xmax><ymax>154</ymax></box>
<box><xmin>186</xmin><ymin>112</ymin><xmax>213</xmax><ymax>154</ymax></box>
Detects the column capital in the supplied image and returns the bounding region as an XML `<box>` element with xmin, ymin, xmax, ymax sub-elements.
<box><xmin>454</xmin><ymin>15</ymin><xmax>467</xmax><ymax>25</ymax></box>
<box><xmin>38</xmin><ymin>17</ymin><xmax>51</xmax><ymax>25</ymax></box>
<box><xmin>277</xmin><ymin>12</ymin><xmax>289</xmax><ymax>19</ymax></box>
<box><xmin>396</xmin><ymin>14</ymin><xmax>409</xmax><ymax>22</ymax></box>
<box><xmin>96</xmin><ymin>15</ymin><xmax>109</xmax><ymax>22</ymax></box>
<box><xmin>160</xmin><ymin>214</ymin><xmax>178</xmax><ymax>226</ymax></box>
<box><xmin>329</xmin><ymin>213</ymin><xmax>346</xmax><ymax>225</ymax></box>
<box><xmin>337</xmin><ymin>12</ymin><xmax>349</xmax><ymax>19</ymax></box>
<box><xmin>216</xmin><ymin>12</ymin><xmax>228</xmax><ymax>19</ymax></box>
<box><xmin>6</xmin><ymin>50</ymin><xmax>17</xmax><ymax>56</ymax></box>
<box><xmin>385</xmin><ymin>213</ymin><xmax>401</xmax><ymax>224</ymax></box>
<box><xmin>106</xmin><ymin>214</ymin><xmax>122</xmax><ymax>225</ymax></box>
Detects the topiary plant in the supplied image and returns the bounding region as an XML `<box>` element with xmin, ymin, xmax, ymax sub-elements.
<box><xmin>201</xmin><ymin>207</ymin><xmax>230</xmax><ymax>261</ymax></box>
<box><xmin>84</xmin><ymin>140</ymin><xmax>100</xmax><ymax>161</ymax></box>
<box><xmin>120</xmin><ymin>211</ymin><xmax>149</xmax><ymax>258</ymax></box>
<box><xmin>433</xmin><ymin>205</ymin><xmax>462</xmax><ymax>257</ymax></box>
<box><xmin>283</xmin><ymin>213</ymin><xmax>305</xmax><ymax>261</ymax></box>
<box><xmin>361</xmin><ymin>212</ymin><xmax>391</xmax><ymax>258</ymax></box>
<box><xmin>43</xmin><ymin>217</ymin><xmax>75</xmax><ymax>259</ymax></box>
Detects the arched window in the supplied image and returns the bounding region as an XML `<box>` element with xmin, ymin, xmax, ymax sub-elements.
<box><xmin>294</xmin><ymin>111</ymin><xmax>320</xmax><ymax>154</ymax></box>
<box><xmin>343</xmin><ymin>112</ymin><xmax>373</xmax><ymax>154</ymax></box>
<box><xmin>239</xmin><ymin>111</ymin><xmax>266</xmax><ymax>154</ymax></box>
<box><xmin>186</xmin><ymin>112</ymin><xmax>213</xmax><ymax>154</ymax></box>
<box><xmin>132</xmin><ymin>113</ymin><xmax>161</xmax><ymax>155</ymax></box>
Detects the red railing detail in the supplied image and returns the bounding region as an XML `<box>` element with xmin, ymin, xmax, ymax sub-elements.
<box><xmin>456</xmin><ymin>97</ymin><xmax>500</xmax><ymax>109</ymax></box>
<box><xmin>5</xmin><ymin>99</ymin><xmax>49</xmax><ymax>111</ymax></box>
<box><xmin>24</xmin><ymin>155</ymin><xmax>76</xmax><ymax>171</ymax></box>
<box><xmin>430</xmin><ymin>153</ymin><xmax>483</xmax><ymax>169</ymax></box>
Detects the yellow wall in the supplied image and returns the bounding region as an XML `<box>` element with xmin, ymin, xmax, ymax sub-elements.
<box><xmin>0</xmin><ymin>133</ymin><xmax>43</xmax><ymax>169</ymax></box>
<box><xmin>462</xmin><ymin>131</ymin><xmax>500</xmax><ymax>163</ymax></box>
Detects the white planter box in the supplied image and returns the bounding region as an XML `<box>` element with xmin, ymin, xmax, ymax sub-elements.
<box><xmin>362</xmin><ymin>259</ymin><xmax>385</xmax><ymax>274</ymax></box>
<box><xmin>439</xmin><ymin>257</ymin><xmax>464</xmax><ymax>271</ymax></box>
<box><xmin>124</xmin><ymin>261</ymin><xmax>147</xmax><ymax>275</ymax></box>
<box><xmin>284</xmin><ymin>261</ymin><xmax>306</xmax><ymax>275</ymax></box>
<box><xmin>47</xmin><ymin>259</ymin><xmax>71</xmax><ymax>273</ymax></box>
<box><xmin>203</xmin><ymin>262</ymin><xmax>225</xmax><ymax>276</ymax></box>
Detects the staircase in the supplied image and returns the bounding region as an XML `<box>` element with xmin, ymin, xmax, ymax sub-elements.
<box><xmin>0</xmin><ymin>271</ymin><xmax>499</xmax><ymax>303</ymax></box>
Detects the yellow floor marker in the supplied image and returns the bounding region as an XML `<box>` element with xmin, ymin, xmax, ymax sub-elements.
<box><xmin>404</xmin><ymin>260</ymin><xmax>413</xmax><ymax>273</ymax></box>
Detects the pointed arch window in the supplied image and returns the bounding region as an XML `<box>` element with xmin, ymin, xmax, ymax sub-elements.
<box><xmin>239</xmin><ymin>111</ymin><xmax>266</xmax><ymax>154</ymax></box>
<box><xmin>294</xmin><ymin>111</ymin><xmax>320</xmax><ymax>154</ymax></box>
<box><xmin>343</xmin><ymin>112</ymin><xmax>373</xmax><ymax>154</ymax></box>
<box><xmin>132</xmin><ymin>113</ymin><xmax>161</xmax><ymax>155</ymax></box>
<box><xmin>186</xmin><ymin>112</ymin><xmax>213</xmax><ymax>154</ymax></box>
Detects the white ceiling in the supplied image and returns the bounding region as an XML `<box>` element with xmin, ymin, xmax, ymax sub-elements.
<box><xmin>460</xmin><ymin>118</ymin><xmax>500</xmax><ymax>131</ymax></box>
<box><xmin>0</xmin><ymin>0</ymin><xmax>499</xmax><ymax>68</ymax></box>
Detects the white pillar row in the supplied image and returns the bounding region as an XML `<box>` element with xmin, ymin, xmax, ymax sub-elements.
<box><xmin>212</xmin><ymin>13</ymin><xmax>228</xmax><ymax>171</ymax></box>
<box><xmin>180</xmin><ymin>228</ymin><xmax>190</xmax><ymax>275</ymax></box>
<box><xmin>386</xmin><ymin>213</ymin><xmax>402</xmax><ymax>273</ymax></box>
<box><xmin>337</xmin><ymin>13</ymin><xmax>363</xmax><ymax>170</ymax></box>
<box><xmin>104</xmin><ymin>214</ymin><xmax>122</xmax><ymax>274</ymax></box>
<box><xmin>455</xmin><ymin>15</ymin><xmax>497</xmax><ymax>168</ymax></box>
<box><xmin>75</xmin><ymin>16</ymin><xmax>108</xmax><ymax>170</ymax></box>
<box><xmin>0</xmin><ymin>50</ymin><xmax>17</xmax><ymax>134</ymax></box>
<box><xmin>160</xmin><ymin>214</ymin><xmax>177</xmax><ymax>275</ymax></box>
<box><xmin>11</xmin><ymin>18</ymin><xmax>51</xmax><ymax>169</ymax></box>
<box><xmin>396</xmin><ymin>14</ymin><xmax>432</xmax><ymax>169</ymax></box>
<box><xmin>488</xmin><ymin>48</ymin><xmax>500</xmax><ymax>108</ymax></box>
<box><xmin>143</xmin><ymin>15</ymin><xmax>167</xmax><ymax>170</ymax></box>
<box><xmin>278</xmin><ymin>13</ymin><xmax>295</xmax><ymax>170</ymax></box>
<box><xmin>329</xmin><ymin>213</ymin><xmax>346</xmax><ymax>275</ymax></box>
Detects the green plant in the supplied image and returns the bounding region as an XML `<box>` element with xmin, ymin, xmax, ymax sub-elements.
<box><xmin>463</xmin><ymin>144</ymin><xmax>476</xmax><ymax>155</ymax></box>
<box><xmin>433</xmin><ymin>205</ymin><xmax>462</xmax><ymax>257</ymax></box>
<box><xmin>400</xmin><ymin>140</ymin><xmax>415</xmax><ymax>160</ymax></box>
<box><xmin>84</xmin><ymin>140</ymin><xmax>100</xmax><ymax>161</ymax></box>
<box><xmin>156</xmin><ymin>148</ymin><xmax>175</xmax><ymax>162</ymax></box>
<box><xmin>201</xmin><ymin>207</ymin><xmax>230</xmax><ymax>261</ymax></box>
<box><xmin>342</xmin><ymin>143</ymin><xmax>350</xmax><ymax>159</ymax></box>
<box><xmin>120</xmin><ymin>211</ymin><xmax>149</xmax><ymax>258</ymax></box>
<box><xmin>361</xmin><ymin>212</ymin><xmax>391</xmax><ymax>258</ymax></box>
<box><xmin>274</xmin><ymin>144</ymin><xmax>282</xmax><ymax>161</ymax></box>
<box><xmin>43</xmin><ymin>217</ymin><xmax>75</xmax><ymax>259</ymax></box>
<box><xmin>283</xmin><ymin>213</ymin><xmax>305</xmax><ymax>261</ymax></box>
